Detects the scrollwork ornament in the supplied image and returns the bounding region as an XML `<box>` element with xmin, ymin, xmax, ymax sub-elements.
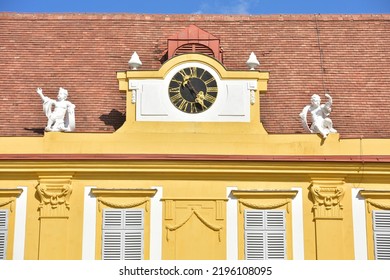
<box><xmin>36</xmin><ymin>184</ymin><xmax>72</xmax><ymax>210</ymax></box>
<box><xmin>310</xmin><ymin>185</ymin><xmax>345</xmax><ymax>219</ymax></box>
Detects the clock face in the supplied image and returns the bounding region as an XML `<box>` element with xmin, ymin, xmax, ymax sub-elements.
<box><xmin>168</xmin><ymin>67</ymin><xmax>218</xmax><ymax>114</ymax></box>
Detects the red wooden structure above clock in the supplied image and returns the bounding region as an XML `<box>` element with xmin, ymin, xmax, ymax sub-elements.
<box><xmin>167</xmin><ymin>24</ymin><xmax>223</xmax><ymax>62</ymax></box>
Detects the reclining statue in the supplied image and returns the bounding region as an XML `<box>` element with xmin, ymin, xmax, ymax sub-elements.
<box><xmin>36</xmin><ymin>87</ymin><xmax>76</xmax><ymax>132</ymax></box>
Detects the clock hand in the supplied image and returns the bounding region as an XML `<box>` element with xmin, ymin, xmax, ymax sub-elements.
<box><xmin>183</xmin><ymin>78</ymin><xmax>198</xmax><ymax>99</ymax></box>
<box><xmin>195</xmin><ymin>91</ymin><xmax>207</xmax><ymax>109</ymax></box>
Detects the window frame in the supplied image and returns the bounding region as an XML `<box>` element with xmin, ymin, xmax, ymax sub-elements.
<box><xmin>359</xmin><ymin>190</ymin><xmax>390</xmax><ymax>260</ymax></box>
<box><xmin>231</xmin><ymin>189</ymin><xmax>297</xmax><ymax>260</ymax></box>
<box><xmin>91</xmin><ymin>188</ymin><xmax>156</xmax><ymax>260</ymax></box>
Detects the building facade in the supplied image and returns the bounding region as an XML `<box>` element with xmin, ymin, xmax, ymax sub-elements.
<box><xmin>0</xmin><ymin>13</ymin><xmax>390</xmax><ymax>260</ymax></box>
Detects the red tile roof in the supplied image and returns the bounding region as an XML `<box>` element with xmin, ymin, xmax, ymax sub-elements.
<box><xmin>0</xmin><ymin>13</ymin><xmax>389</xmax><ymax>138</ymax></box>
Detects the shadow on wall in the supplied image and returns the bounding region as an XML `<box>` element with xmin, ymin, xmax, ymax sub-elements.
<box><xmin>23</xmin><ymin>109</ymin><xmax>126</xmax><ymax>134</ymax></box>
<box><xmin>99</xmin><ymin>109</ymin><xmax>126</xmax><ymax>131</ymax></box>
<box><xmin>24</xmin><ymin>128</ymin><xmax>45</xmax><ymax>135</ymax></box>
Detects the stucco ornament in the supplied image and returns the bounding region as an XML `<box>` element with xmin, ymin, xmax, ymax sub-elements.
<box><xmin>300</xmin><ymin>93</ymin><xmax>337</xmax><ymax>138</ymax></box>
<box><xmin>36</xmin><ymin>87</ymin><xmax>76</xmax><ymax>132</ymax></box>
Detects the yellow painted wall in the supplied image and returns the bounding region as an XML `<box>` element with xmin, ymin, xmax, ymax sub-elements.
<box><xmin>0</xmin><ymin>54</ymin><xmax>390</xmax><ymax>260</ymax></box>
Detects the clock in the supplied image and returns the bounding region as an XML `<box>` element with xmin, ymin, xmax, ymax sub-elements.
<box><xmin>168</xmin><ymin>67</ymin><xmax>218</xmax><ymax>114</ymax></box>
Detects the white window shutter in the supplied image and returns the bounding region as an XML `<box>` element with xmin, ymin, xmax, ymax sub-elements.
<box><xmin>124</xmin><ymin>210</ymin><xmax>144</xmax><ymax>229</ymax></box>
<box><xmin>373</xmin><ymin>211</ymin><xmax>390</xmax><ymax>260</ymax></box>
<box><xmin>245</xmin><ymin>231</ymin><xmax>265</xmax><ymax>260</ymax></box>
<box><xmin>103</xmin><ymin>209</ymin><xmax>123</xmax><ymax>229</ymax></box>
<box><xmin>124</xmin><ymin>231</ymin><xmax>143</xmax><ymax>260</ymax></box>
<box><xmin>266</xmin><ymin>232</ymin><xmax>286</xmax><ymax>259</ymax></box>
<box><xmin>0</xmin><ymin>210</ymin><xmax>8</xmax><ymax>260</ymax></box>
<box><xmin>244</xmin><ymin>210</ymin><xmax>264</xmax><ymax>230</ymax></box>
<box><xmin>244</xmin><ymin>209</ymin><xmax>286</xmax><ymax>260</ymax></box>
<box><xmin>123</xmin><ymin>210</ymin><xmax>144</xmax><ymax>260</ymax></box>
<box><xmin>102</xmin><ymin>209</ymin><xmax>144</xmax><ymax>260</ymax></box>
<box><xmin>102</xmin><ymin>231</ymin><xmax>122</xmax><ymax>260</ymax></box>
<box><xmin>265</xmin><ymin>211</ymin><xmax>285</xmax><ymax>230</ymax></box>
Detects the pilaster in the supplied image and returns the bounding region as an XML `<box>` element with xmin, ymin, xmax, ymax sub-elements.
<box><xmin>36</xmin><ymin>174</ymin><xmax>73</xmax><ymax>259</ymax></box>
<box><xmin>310</xmin><ymin>178</ymin><xmax>345</xmax><ymax>259</ymax></box>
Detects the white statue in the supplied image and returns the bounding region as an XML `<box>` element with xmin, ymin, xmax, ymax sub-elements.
<box><xmin>299</xmin><ymin>93</ymin><xmax>337</xmax><ymax>138</ymax></box>
<box><xmin>36</xmin><ymin>87</ymin><xmax>76</xmax><ymax>132</ymax></box>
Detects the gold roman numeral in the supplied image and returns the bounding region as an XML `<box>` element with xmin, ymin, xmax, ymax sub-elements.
<box><xmin>190</xmin><ymin>103</ymin><xmax>198</xmax><ymax>113</ymax></box>
<box><xmin>169</xmin><ymin>86</ymin><xmax>180</xmax><ymax>93</ymax></box>
<box><xmin>204</xmin><ymin>94</ymin><xmax>216</xmax><ymax>103</ymax></box>
<box><xmin>170</xmin><ymin>93</ymin><xmax>182</xmax><ymax>103</ymax></box>
<box><xmin>198</xmin><ymin>69</ymin><xmax>206</xmax><ymax>79</ymax></box>
<box><xmin>171</xmin><ymin>78</ymin><xmax>183</xmax><ymax>85</ymax></box>
<box><xmin>206</xmin><ymin>86</ymin><xmax>218</xmax><ymax>93</ymax></box>
<box><xmin>189</xmin><ymin>67</ymin><xmax>198</xmax><ymax>78</ymax></box>
<box><xmin>204</xmin><ymin>77</ymin><xmax>215</xmax><ymax>85</ymax></box>
<box><xmin>178</xmin><ymin>69</ymin><xmax>188</xmax><ymax>78</ymax></box>
<box><xmin>178</xmin><ymin>99</ymin><xmax>189</xmax><ymax>111</ymax></box>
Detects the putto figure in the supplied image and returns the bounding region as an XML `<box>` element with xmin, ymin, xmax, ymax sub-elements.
<box><xmin>299</xmin><ymin>93</ymin><xmax>337</xmax><ymax>138</ymax></box>
<box><xmin>36</xmin><ymin>87</ymin><xmax>76</xmax><ymax>132</ymax></box>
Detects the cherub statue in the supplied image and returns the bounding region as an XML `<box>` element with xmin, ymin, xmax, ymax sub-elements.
<box><xmin>299</xmin><ymin>93</ymin><xmax>337</xmax><ymax>138</ymax></box>
<box><xmin>36</xmin><ymin>87</ymin><xmax>76</xmax><ymax>132</ymax></box>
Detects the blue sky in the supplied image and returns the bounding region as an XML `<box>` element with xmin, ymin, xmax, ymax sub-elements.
<box><xmin>1</xmin><ymin>0</ymin><xmax>389</xmax><ymax>14</ymax></box>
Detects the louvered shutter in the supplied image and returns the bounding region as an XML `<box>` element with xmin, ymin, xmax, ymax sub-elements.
<box><xmin>174</xmin><ymin>43</ymin><xmax>215</xmax><ymax>57</ymax></box>
<box><xmin>0</xmin><ymin>210</ymin><xmax>8</xmax><ymax>260</ymax></box>
<box><xmin>244</xmin><ymin>209</ymin><xmax>286</xmax><ymax>260</ymax></box>
<box><xmin>265</xmin><ymin>211</ymin><xmax>286</xmax><ymax>259</ymax></box>
<box><xmin>102</xmin><ymin>209</ymin><xmax>123</xmax><ymax>260</ymax></box>
<box><xmin>102</xmin><ymin>209</ymin><xmax>144</xmax><ymax>260</ymax></box>
<box><xmin>123</xmin><ymin>210</ymin><xmax>143</xmax><ymax>260</ymax></box>
<box><xmin>373</xmin><ymin>210</ymin><xmax>390</xmax><ymax>260</ymax></box>
<box><xmin>245</xmin><ymin>231</ymin><xmax>265</xmax><ymax>260</ymax></box>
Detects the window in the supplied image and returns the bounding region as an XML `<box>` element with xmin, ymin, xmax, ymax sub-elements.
<box><xmin>0</xmin><ymin>209</ymin><xmax>8</xmax><ymax>260</ymax></box>
<box><xmin>102</xmin><ymin>209</ymin><xmax>144</xmax><ymax>260</ymax></box>
<box><xmin>244</xmin><ymin>209</ymin><xmax>286</xmax><ymax>260</ymax></box>
<box><xmin>373</xmin><ymin>210</ymin><xmax>390</xmax><ymax>260</ymax></box>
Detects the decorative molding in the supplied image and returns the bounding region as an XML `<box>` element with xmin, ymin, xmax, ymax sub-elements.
<box><xmin>97</xmin><ymin>197</ymin><xmax>150</xmax><ymax>212</ymax></box>
<box><xmin>36</xmin><ymin>176</ymin><xmax>73</xmax><ymax>218</ymax></box>
<box><xmin>250</xmin><ymin>90</ymin><xmax>255</xmax><ymax>105</ymax></box>
<box><xmin>0</xmin><ymin>188</ymin><xmax>23</xmax><ymax>212</ymax></box>
<box><xmin>162</xmin><ymin>197</ymin><xmax>228</xmax><ymax>201</ymax></box>
<box><xmin>131</xmin><ymin>89</ymin><xmax>137</xmax><ymax>104</ymax></box>
<box><xmin>216</xmin><ymin>200</ymin><xmax>224</xmax><ymax>220</ymax></box>
<box><xmin>231</xmin><ymin>190</ymin><xmax>298</xmax><ymax>199</ymax></box>
<box><xmin>359</xmin><ymin>190</ymin><xmax>390</xmax><ymax>213</ymax></box>
<box><xmin>238</xmin><ymin>199</ymin><xmax>291</xmax><ymax>213</ymax></box>
<box><xmin>161</xmin><ymin>198</ymin><xmax>227</xmax><ymax>221</ymax></box>
<box><xmin>366</xmin><ymin>199</ymin><xmax>390</xmax><ymax>213</ymax></box>
<box><xmin>165</xmin><ymin>209</ymin><xmax>223</xmax><ymax>242</ymax></box>
<box><xmin>231</xmin><ymin>189</ymin><xmax>297</xmax><ymax>213</ymax></box>
<box><xmin>310</xmin><ymin>179</ymin><xmax>345</xmax><ymax>220</ymax></box>
<box><xmin>91</xmin><ymin>188</ymin><xmax>157</xmax><ymax>197</ymax></box>
<box><xmin>164</xmin><ymin>200</ymin><xmax>174</xmax><ymax>220</ymax></box>
<box><xmin>91</xmin><ymin>188</ymin><xmax>157</xmax><ymax>212</ymax></box>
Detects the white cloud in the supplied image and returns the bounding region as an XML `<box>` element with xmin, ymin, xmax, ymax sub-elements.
<box><xmin>194</xmin><ymin>0</ymin><xmax>258</xmax><ymax>14</ymax></box>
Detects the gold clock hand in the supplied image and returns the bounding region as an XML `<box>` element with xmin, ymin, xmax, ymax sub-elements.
<box><xmin>195</xmin><ymin>91</ymin><xmax>207</xmax><ymax>109</ymax></box>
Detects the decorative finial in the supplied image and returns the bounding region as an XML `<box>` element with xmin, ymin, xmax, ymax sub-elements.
<box><xmin>246</xmin><ymin>52</ymin><xmax>260</xmax><ymax>70</ymax></box>
<box><xmin>128</xmin><ymin>51</ymin><xmax>142</xmax><ymax>70</ymax></box>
